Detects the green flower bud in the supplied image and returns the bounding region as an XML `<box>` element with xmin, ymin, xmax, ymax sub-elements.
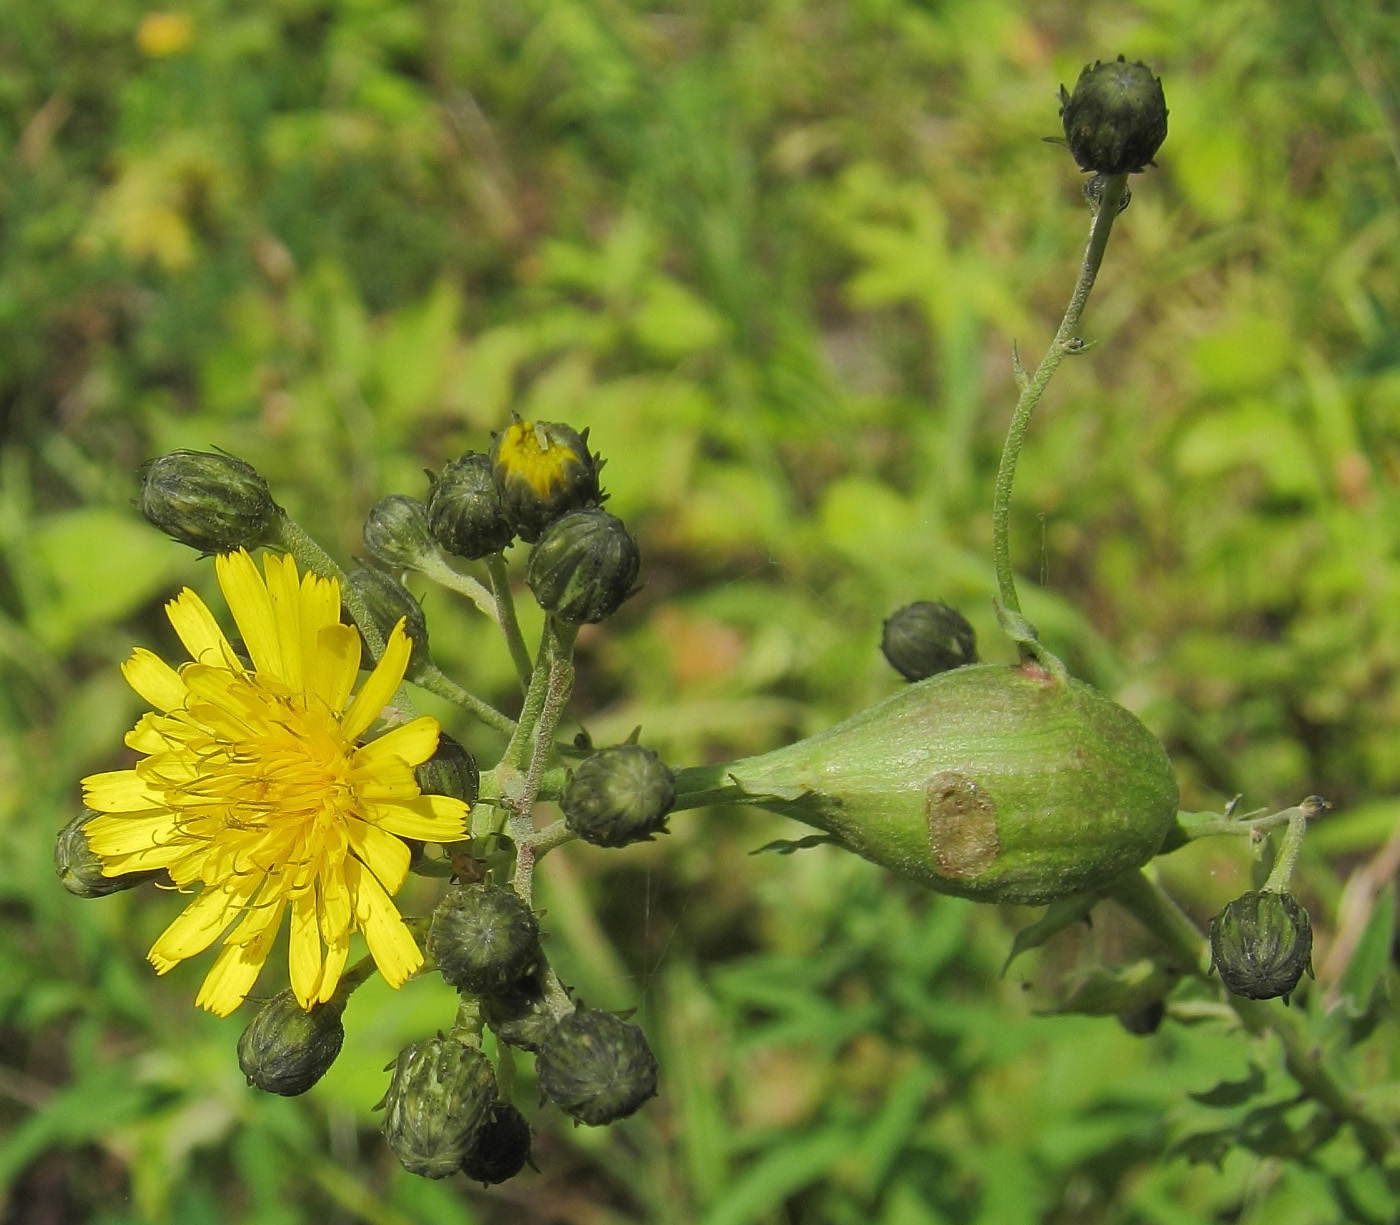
<box><xmin>563</xmin><ymin>744</ymin><xmax>675</xmax><ymax>848</ymax></box>
<box><xmin>483</xmin><ymin>982</ymin><xmax>555</xmax><ymax>1053</ymax></box>
<box><xmin>1059</xmin><ymin>56</ymin><xmax>1168</xmax><ymax>176</ymax></box>
<box><xmin>536</xmin><ymin>1009</ymin><xmax>658</xmax><ymax>1126</ymax></box>
<box><xmin>345</xmin><ymin>566</ymin><xmax>430</xmax><ymax>676</ymax></box>
<box><xmin>427</xmin><ymin>452</ymin><xmax>515</xmax><ymax>559</ymax></box>
<box><xmin>380</xmin><ymin>1037</ymin><xmax>499</xmax><ymax>1178</ymax></box>
<box><xmin>460</xmin><ymin>1103</ymin><xmax>532</xmax><ymax>1186</ymax></box>
<box><xmin>880</xmin><ymin>601</ymin><xmax>978</xmax><ymax>681</ymax></box>
<box><xmin>55</xmin><ymin>809</ymin><xmax>163</xmax><ymax>898</ymax></box>
<box><xmin>237</xmin><ymin>989</ymin><xmax>345</xmax><ymax>1096</ymax></box>
<box><xmin>429</xmin><ymin>884</ymin><xmax>541</xmax><ymax>994</ymax></box>
<box><xmin>1210</xmin><ymin>890</ymin><xmax>1314</xmax><ymax>1003</ymax></box>
<box><xmin>527</xmin><ymin>508</ymin><xmax>640</xmax><ymax>625</ymax></box>
<box><xmin>362</xmin><ymin>494</ymin><xmax>435</xmax><ymax>571</ymax></box>
<box><xmin>138</xmin><ymin>450</ymin><xmax>283</xmax><ymax>554</ymax></box>
<box><xmin>491</xmin><ymin>419</ymin><xmax>602</xmax><ymax>543</ymax></box>
<box><xmin>415</xmin><ymin>733</ymin><xmax>479</xmax><ymax>806</ymax></box>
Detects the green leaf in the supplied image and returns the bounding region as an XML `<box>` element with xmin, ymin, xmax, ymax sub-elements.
<box><xmin>1041</xmin><ymin>959</ymin><xmax>1180</xmax><ymax>1018</ymax></box>
<box><xmin>1001</xmin><ymin>892</ymin><xmax>1098</xmax><ymax>975</ymax></box>
<box><xmin>1333</xmin><ymin>882</ymin><xmax>1395</xmax><ymax>1019</ymax></box>
<box><xmin>1188</xmin><ymin>1063</ymin><xmax>1267</xmax><ymax>1108</ymax></box>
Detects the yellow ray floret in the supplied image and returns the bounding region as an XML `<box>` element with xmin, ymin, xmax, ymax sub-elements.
<box><xmin>80</xmin><ymin>549</ymin><xmax>469</xmax><ymax>1016</ymax></box>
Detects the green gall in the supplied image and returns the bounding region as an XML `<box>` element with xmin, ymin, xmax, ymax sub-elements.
<box><xmin>415</xmin><ymin>733</ymin><xmax>479</xmax><ymax>806</ymax></box>
<box><xmin>138</xmin><ymin>450</ymin><xmax>283</xmax><ymax>554</ymax></box>
<box><xmin>380</xmin><ymin>1037</ymin><xmax>499</xmax><ymax>1178</ymax></box>
<box><xmin>362</xmin><ymin>494</ymin><xmax>435</xmax><ymax>571</ymax></box>
<box><xmin>563</xmin><ymin>744</ymin><xmax>675</xmax><ymax>848</ymax></box>
<box><xmin>527</xmin><ymin>508</ymin><xmax>640</xmax><ymax>625</ymax></box>
<box><xmin>429</xmin><ymin>884</ymin><xmax>541</xmax><ymax>994</ymax></box>
<box><xmin>1210</xmin><ymin>890</ymin><xmax>1314</xmax><ymax>1003</ymax></box>
<box><xmin>237</xmin><ymin>989</ymin><xmax>345</xmax><ymax>1096</ymax></box>
<box><xmin>345</xmin><ymin>566</ymin><xmax>430</xmax><ymax>676</ymax></box>
<box><xmin>536</xmin><ymin>1009</ymin><xmax>658</xmax><ymax>1126</ymax></box>
<box><xmin>1059</xmin><ymin>56</ymin><xmax>1168</xmax><ymax>176</ymax></box>
<box><xmin>460</xmin><ymin>1103</ymin><xmax>533</xmax><ymax>1186</ymax></box>
<box><xmin>55</xmin><ymin>808</ymin><xmax>163</xmax><ymax>898</ymax></box>
<box><xmin>675</xmin><ymin>663</ymin><xmax>1179</xmax><ymax>905</ymax></box>
<box><xmin>880</xmin><ymin>601</ymin><xmax>979</xmax><ymax>681</ymax></box>
<box><xmin>491</xmin><ymin>419</ymin><xmax>602</xmax><ymax>543</ymax></box>
<box><xmin>427</xmin><ymin>452</ymin><xmax>515</xmax><ymax>559</ymax></box>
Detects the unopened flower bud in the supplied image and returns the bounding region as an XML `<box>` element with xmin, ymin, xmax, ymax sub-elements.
<box><xmin>346</xmin><ymin>566</ymin><xmax>430</xmax><ymax>676</ymax></box>
<box><xmin>491</xmin><ymin>419</ymin><xmax>602</xmax><ymax>543</ymax></box>
<box><xmin>427</xmin><ymin>453</ymin><xmax>515</xmax><ymax>559</ymax></box>
<box><xmin>483</xmin><ymin>982</ymin><xmax>555</xmax><ymax>1053</ymax></box>
<box><xmin>563</xmin><ymin>744</ymin><xmax>674</xmax><ymax>848</ymax></box>
<box><xmin>237</xmin><ymin>989</ymin><xmax>345</xmax><ymax>1096</ymax></box>
<box><xmin>415</xmin><ymin>733</ymin><xmax>479</xmax><ymax>806</ymax></box>
<box><xmin>380</xmin><ymin>1037</ymin><xmax>499</xmax><ymax>1178</ymax></box>
<box><xmin>429</xmin><ymin>884</ymin><xmax>540</xmax><ymax>994</ymax></box>
<box><xmin>536</xmin><ymin>1009</ymin><xmax>658</xmax><ymax>1126</ymax></box>
<box><xmin>1210</xmin><ymin>890</ymin><xmax>1313</xmax><ymax>1003</ymax></box>
<box><xmin>527</xmin><ymin>508</ymin><xmax>639</xmax><ymax>624</ymax></box>
<box><xmin>880</xmin><ymin>602</ymin><xmax>978</xmax><ymax>681</ymax></box>
<box><xmin>460</xmin><ymin>1103</ymin><xmax>532</xmax><ymax>1186</ymax></box>
<box><xmin>1059</xmin><ymin>56</ymin><xmax>1168</xmax><ymax>176</ymax></box>
<box><xmin>55</xmin><ymin>809</ymin><xmax>163</xmax><ymax>898</ymax></box>
<box><xmin>362</xmin><ymin>494</ymin><xmax>435</xmax><ymax>570</ymax></box>
<box><xmin>138</xmin><ymin>450</ymin><xmax>283</xmax><ymax>554</ymax></box>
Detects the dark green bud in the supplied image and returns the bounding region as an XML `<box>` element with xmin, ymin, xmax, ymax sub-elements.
<box><xmin>483</xmin><ymin>982</ymin><xmax>555</xmax><ymax>1053</ymax></box>
<box><xmin>55</xmin><ymin>809</ymin><xmax>163</xmax><ymax>898</ymax></box>
<box><xmin>1210</xmin><ymin>890</ymin><xmax>1314</xmax><ymax>1003</ymax></box>
<box><xmin>429</xmin><ymin>884</ymin><xmax>541</xmax><ymax>994</ymax></box>
<box><xmin>345</xmin><ymin>566</ymin><xmax>430</xmax><ymax>676</ymax></box>
<box><xmin>362</xmin><ymin>494</ymin><xmax>435</xmax><ymax>571</ymax></box>
<box><xmin>491</xmin><ymin>419</ymin><xmax>602</xmax><ymax>543</ymax></box>
<box><xmin>460</xmin><ymin>1103</ymin><xmax>532</xmax><ymax>1186</ymax></box>
<box><xmin>563</xmin><ymin>744</ymin><xmax>675</xmax><ymax>848</ymax></box>
<box><xmin>380</xmin><ymin>1037</ymin><xmax>499</xmax><ymax>1178</ymax></box>
<box><xmin>237</xmin><ymin>989</ymin><xmax>345</xmax><ymax>1096</ymax></box>
<box><xmin>880</xmin><ymin>601</ymin><xmax>978</xmax><ymax>681</ymax></box>
<box><xmin>1059</xmin><ymin>56</ymin><xmax>1168</xmax><ymax>176</ymax></box>
<box><xmin>427</xmin><ymin>452</ymin><xmax>515</xmax><ymax>559</ymax></box>
<box><xmin>536</xmin><ymin>1009</ymin><xmax>658</xmax><ymax>1126</ymax></box>
<box><xmin>527</xmin><ymin>508</ymin><xmax>640</xmax><ymax>625</ymax></box>
<box><xmin>138</xmin><ymin>450</ymin><xmax>283</xmax><ymax>554</ymax></box>
<box><xmin>415</xmin><ymin>733</ymin><xmax>479</xmax><ymax>806</ymax></box>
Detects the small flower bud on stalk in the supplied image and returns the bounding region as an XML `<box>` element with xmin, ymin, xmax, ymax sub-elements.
<box><xmin>880</xmin><ymin>601</ymin><xmax>979</xmax><ymax>681</ymax></box>
<box><xmin>483</xmin><ymin>982</ymin><xmax>555</xmax><ymax>1052</ymax></box>
<box><xmin>460</xmin><ymin>1103</ymin><xmax>533</xmax><ymax>1185</ymax></box>
<box><xmin>536</xmin><ymin>1009</ymin><xmax>658</xmax><ymax>1126</ymax></box>
<box><xmin>491</xmin><ymin>419</ymin><xmax>602</xmax><ymax>543</ymax></box>
<box><xmin>237</xmin><ymin>989</ymin><xmax>346</xmax><ymax>1096</ymax></box>
<box><xmin>1059</xmin><ymin>56</ymin><xmax>1168</xmax><ymax>176</ymax></box>
<box><xmin>415</xmin><ymin>733</ymin><xmax>479</xmax><ymax>806</ymax></box>
<box><xmin>527</xmin><ymin>508</ymin><xmax>640</xmax><ymax>624</ymax></box>
<box><xmin>563</xmin><ymin>744</ymin><xmax>675</xmax><ymax>847</ymax></box>
<box><xmin>429</xmin><ymin>884</ymin><xmax>541</xmax><ymax>994</ymax></box>
<box><xmin>427</xmin><ymin>452</ymin><xmax>515</xmax><ymax>559</ymax></box>
<box><xmin>55</xmin><ymin>809</ymin><xmax>163</xmax><ymax>898</ymax></box>
<box><xmin>380</xmin><ymin>1037</ymin><xmax>499</xmax><ymax>1178</ymax></box>
<box><xmin>362</xmin><ymin>494</ymin><xmax>435</xmax><ymax>571</ymax></box>
<box><xmin>1210</xmin><ymin>890</ymin><xmax>1314</xmax><ymax>1003</ymax></box>
<box><xmin>345</xmin><ymin>566</ymin><xmax>430</xmax><ymax>674</ymax></box>
<box><xmin>138</xmin><ymin>450</ymin><xmax>283</xmax><ymax>554</ymax></box>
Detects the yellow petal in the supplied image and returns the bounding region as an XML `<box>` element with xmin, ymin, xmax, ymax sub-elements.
<box><xmin>288</xmin><ymin>888</ymin><xmax>324</xmax><ymax>1009</ymax></box>
<box><xmin>365</xmin><ymin>794</ymin><xmax>470</xmax><ymax>842</ymax></box>
<box><xmin>340</xmin><ymin>620</ymin><xmax>411</xmax><ymax>741</ymax></box>
<box><xmin>346</xmin><ymin>818</ymin><xmax>411</xmax><ymax>894</ymax></box>
<box><xmin>307</xmin><ymin>623</ymin><xmax>359</xmax><ymax>714</ymax></box>
<box><xmin>85</xmin><ymin>809</ymin><xmax>181</xmax><ymax>858</ymax></box>
<box><xmin>125</xmin><ymin>713</ymin><xmax>173</xmax><ymax>755</ymax></box>
<box><xmin>346</xmin><ymin>859</ymin><xmax>422</xmax><ymax>988</ymax></box>
<box><xmin>195</xmin><ymin>896</ymin><xmax>286</xmax><ymax>1016</ymax></box>
<box><xmin>82</xmin><ymin>770</ymin><xmax>167</xmax><ymax>814</ymax></box>
<box><xmin>320</xmin><ymin>857</ymin><xmax>352</xmax><ymax>945</ymax></box>
<box><xmin>121</xmin><ymin>648</ymin><xmax>188</xmax><ymax>712</ymax></box>
<box><xmin>317</xmin><ymin>937</ymin><xmax>349</xmax><ymax>1005</ymax></box>
<box><xmin>166</xmin><ymin>588</ymin><xmax>239</xmax><ymax>669</ymax></box>
<box><xmin>298</xmin><ymin>569</ymin><xmax>343</xmax><ymax>694</ymax></box>
<box><xmin>353</xmin><ymin>716</ymin><xmax>440</xmax><ymax>775</ymax></box>
<box><xmin>148</xmin><ymin>876</ymin><xmax>258</xmax><ymax>969</ymax></box>
<box><xmin>216</xmin><ymin>549</ymin><xmax>284</xmax><ymax>679</ymax></box>
<box><xmin>263</xmin><ymin>552</ymin><xmax>305</xmax><ymax>693</ymax></box>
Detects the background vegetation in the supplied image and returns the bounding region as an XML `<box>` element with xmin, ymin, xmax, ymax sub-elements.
<box><xmin>3</xmin><ymin>0</ymin><xmax>1400</xmax><ymax>1221</ymax></box>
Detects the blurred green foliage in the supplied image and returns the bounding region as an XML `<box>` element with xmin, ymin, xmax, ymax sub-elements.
<box><xmin>3</xmin><ymin>0</ymin><xmax>1400</xmax><ymax>1221</ymax></box>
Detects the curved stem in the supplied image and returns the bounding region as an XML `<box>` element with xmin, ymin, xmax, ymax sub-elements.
<box><xmin>413</xmin><ymin>550</ymin><xmax>499</xmax><ymax>620</ymax></box>
<box><xmin>486</xmin><ymin>554</ymin><xmax>534</xmax><ymax>691</ymax></box>
<box><xmin>411</xmin><ymin>663</ymin><xmax>516</xmax><ymax>736</ymax></box>
<box><xmin>992</xmin><ymin>172</ymin><xmax>1129</xmax><ymax>624</ymax></box>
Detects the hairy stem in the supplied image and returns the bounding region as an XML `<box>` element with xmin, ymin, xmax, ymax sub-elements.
<box><xmin>486</xmin><ymin>554</ymin><xmax>534</xmax><ymax>691</ymax></box>
<box><xmin>411</xmin><ymin>662</ymin><xmax>516</xmax><ymax>735</ymax></box>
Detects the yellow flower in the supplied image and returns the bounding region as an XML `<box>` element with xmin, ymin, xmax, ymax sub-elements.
<box><xmin>81</xmin><ymin>550</ymin><xmax>468</xmax><ymax>1017</ymax></box>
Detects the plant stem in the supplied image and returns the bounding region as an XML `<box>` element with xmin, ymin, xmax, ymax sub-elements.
<box><xmin>413</xmin><ymin>550</ymin><xmax>499</xmax><ymax>620</ymax></box>
<box><xmin>1108</xmin><ymin>868</ymin><xmax>1395</xmax><ymax>1159</ymax></box>
<box><xmin>486</xmin><ymin>554</ymin><xmax>534</xmax><ymax>691</ymax></box>
<box><xmin>1263</xmin><ymin>809</ymin><xmax>1309</xmax><ymax>894</ymax></box>
<box><xmin>411</xmin><ymin>662</ymin><xmax>516</xmax><ymax>735</ymax></box>
<box><xmin>991</xmin><ymin>172</ymin><xmax>1129</xmax><ymax>623</ymax></box>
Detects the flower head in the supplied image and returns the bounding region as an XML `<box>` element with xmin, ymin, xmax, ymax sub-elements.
<box><xmin>80</xmin><ymin>550</ymin><xmax>469</xmax><ymax>1016</ymax></box>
